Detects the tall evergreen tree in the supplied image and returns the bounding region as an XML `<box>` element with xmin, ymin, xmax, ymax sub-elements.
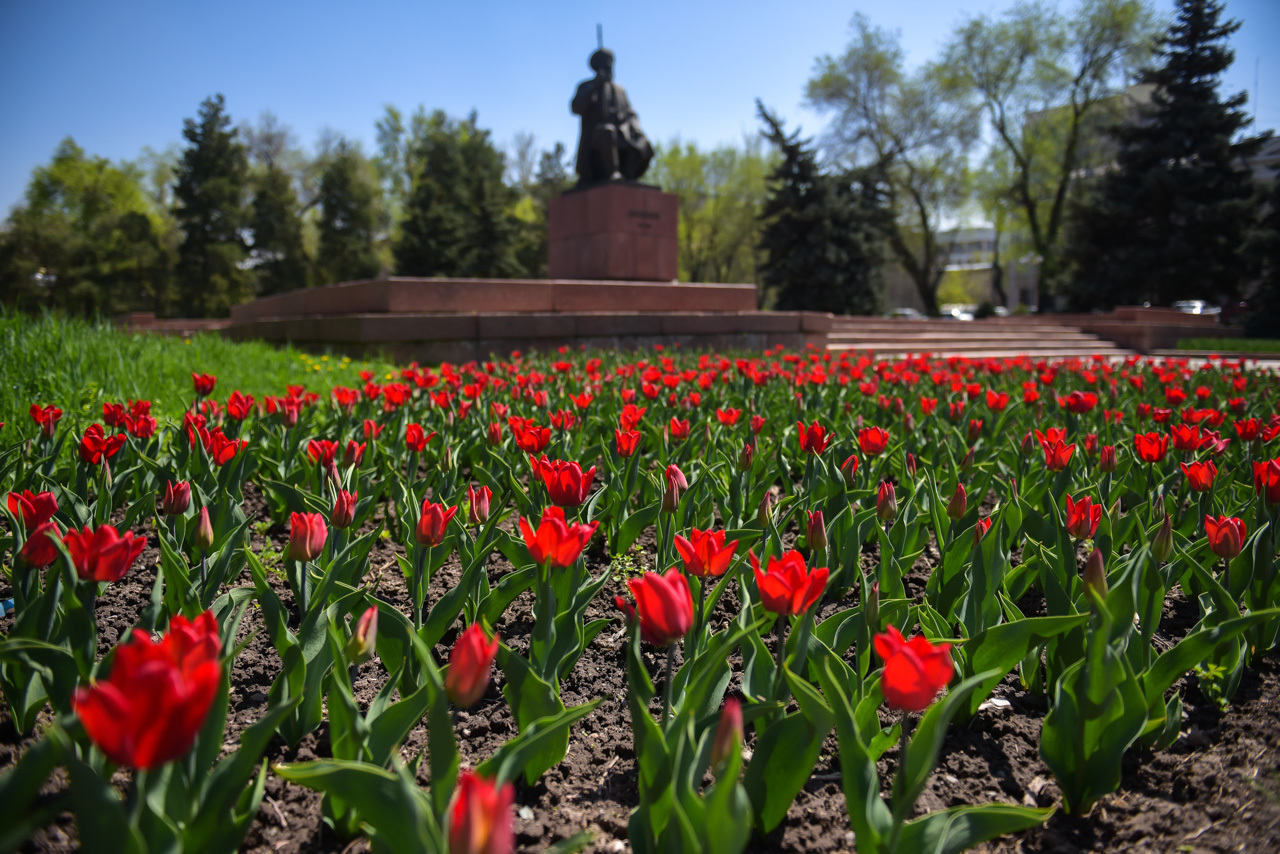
<box><xmin>756</xmin><ymin>102</ymin><xmax>884</xmax><ymax>315</ymax></box>
<box><xmin>250</xmin><ymin>164</ymin><xmax>309</xmax><ymax>295</ymax></box>
<box><xmin>1243</xmin><ymin>167</ymin><xmax>1280</xmax><ymax>337</ymax></box>
<box><xmin>394</xmin><ymin>111</ymin><xmax>522</xmax><ymax>278</ymax></box>
<box><xmin>1064</xmin><ymin>0</ymin><xmax>1269</xmax><ymax>308</ymax></box>
<box><xmin>315</xmin><ymin>140</ymin><xmax>382</xmax><ymax>284</ymax></box>
<box><xmin>395</xmin><ymin>111</ymin><xmax>469</xmax><ymax>276</ymax></box>
<box><xmin>173</xmin><ymin>94</ymin><xmax>251</xmax><ymax>316</ymax></box>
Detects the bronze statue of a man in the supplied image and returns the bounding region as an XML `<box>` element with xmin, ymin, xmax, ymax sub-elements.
<box><xmin>571</xmin><ymin>48</ymin><xmax>653</xmax><ymax>184</ymax></box>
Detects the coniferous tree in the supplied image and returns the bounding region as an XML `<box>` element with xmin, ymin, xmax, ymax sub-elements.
<box><xmin>394</xmin><ymin>111</ymin><xmax>522</xmax><ymax>278</ymax></box>
<box><xmin>1064</xmin><ymin>0</ymin><xmax>1269</xmax><ymax>308</ymax></box>
<box><xmin>395</xmin><ymin>111</ymin><xmax>469</xmax><ymax>276</ymax></box>
<box><xmin>250</xmin><ymin>164</ymin><xmax>309</xmax><ymax>295</ymax></box>
<box><xmin>756</xmin><ymin>102</ymin><xmax>884</xmax><ymax>315</ymax></box>
<box><xmin>173</xmin><ymin>94</ymin><xmax>251</xmax><ymax>316</ymax></box>
<box><xmin>315</xmin><ymin>141</ymin><xmax>382</xmax><ymax>284</ymax></box>
<box><xmin>1244</xmin><ymin>169</ymin><xmax>1280</xmax><ymax>337</ymax></box>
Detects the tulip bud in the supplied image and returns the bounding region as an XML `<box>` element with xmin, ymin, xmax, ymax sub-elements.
<box><xmin>331</xmin><ymin>489</ymin><xmax>357</xmax><ymax>530</ymax></box>
<box><xmin>288</xmin><ymin>512</ymin><xmax>328</xmax><ymax>562</ymax></box>
<box><xmin>1020</xmin><ymin>431</ymin><xmax>1034</xmax><ymax>457</ymax></box>
<box><xmin>468</xmin><ymin>483</ymin><xmax>492</xmax><ymax>527</ymax></box>
<box><xmin>807</xmin><ymin>510</ymin><xmax>827</xmax><ymax>552</ymax></box>
<box><xmin>946</xmin><ymin>483</ymin><xmax>967</xmax><ymax>520</ymax></box>
<box><xmin>1083</xmin><ymin>547</ymin><xmax>1107</xmax><ymax>599</ymax></box>
<box><xmin>1107</xmin><ymin>497</ymin><xmax>1122</xmax><ymax>532</ymax></box>
<box><xmin>840</xmin><ymin>454</ymin><xmax>859</xmax><ymax>487</ymax></box>
<box><xmin>876</xmin><ymin>481</ymin><xmax>897</xmax><ymax>525</ymax></box>
<box><xmin>1152</xmin><ymin>512</ymin><xmax>1173</xmax><ymax>562</ymax></box>
<box><xmin>967</xmin><ymin>419</ymin><xmax>983</xmax><ymax>442</ymax></box>
<box><xmin>160</xmin><ymin>480</ymin><xmax>191</xmax><ymax>516</ymax></box>
<box><xmin>445</xmin><ymin>624</ymin><xmax>500</xmax><ymax>708</ymax></box>
<box><xmin>903</xmin><ymin>412</ymin><xmax>915</xmax><ymax>434</ymax></box>
<box><xmin>439</xmin><ymin>443</ymin><xmax>454</xmax><ymax>472</ymax></box>
<box><xmin>344</xmin><ymin>605</ymin><xmax>378</xmax><ymax>665</ymax></box>
<box><xmin>905</xmin><ymin>453</ymin><xmax>917</xmax><ymax>479</ymax></box>
<box><xmin>959</xmin><ymin>447</ymin><xmax>975</xmax><ymax>471</ymax></box>
<box><xmin>738</xmin><ymin>442</ymin><xmax>755</xmax><ymax>472</ymax></box>
<box><xmin>710</xmin><ymin>697</ymin><xmax>743</xmax><ymax>773</ymax></box>
<box><xmin>324</xmin><ymin>458</ymin><xmax>340</xmax><ymax>486</ymax></box>
<box><xmin>662</xmin><ymin>464</ymin><xmax>688</xmax><ymax>515</ymax></box>
<box><xmin>758</xmin><ymin>491</ymin><xmax>774</xmax><ymax>528</ymax></box>
<box><xmin>281</xmin><ymin>401</ymin><xmax>300</xmax><ymax>429</ymax></box>
<box><xmin>486</xmin><ymin>422</ymin><xmax>502</xmax><ymax>446</ymax></box>
<box><xmin>1099</xmin><ymin>444</ymin><xmax>1117</xmax><ymax>473</ymax></box>
<box><xmin>193</xmin><ymin>506</ymin><xmax>215</xmax><ymax>551</ymax></box>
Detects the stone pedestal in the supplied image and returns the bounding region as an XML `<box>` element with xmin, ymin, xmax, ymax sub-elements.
<box><xmin>547</xmin><ymin>183</ymin><xmax>678</xmax><ymax>281</ymax></box>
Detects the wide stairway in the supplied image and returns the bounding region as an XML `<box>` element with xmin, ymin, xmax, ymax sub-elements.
<box><xmin>826</xmin><ymin>316</ymin><xmax>1132</xmax><ymax>359</ymax></box>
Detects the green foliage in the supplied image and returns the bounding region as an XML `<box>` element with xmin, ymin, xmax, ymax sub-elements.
<box><xmin>1063</xmin><ymin>0</ymin><xmax>1270</xmax><ymax>309</ymax></box>
<box><xmin>249</xmin><ymin>163</ymin><xmax>310</xmax><ymax>295</ymax></box>
<box><xmin>315</xmin><ymin>140</ymin><xmax>383</xmax><ymax>285</ymax></box>
<box><xmin>939</xmin><ymin>0</ymin><xmax>1158</xmax><ymax>301</ymax></box>
<box><xmin>393</xmin><ymin>111</ymin><xmax>522</xmax><ymax>278</ymax></box>
<box><xmin>1175</xmin><ymin>337</ymin><xmax>1280</xmax><ymax>352</ymax></box>
<box><xmin>0</xmin><ymin>138</ymin><xmax>175</xmax><ymax>316</ymax></box>
<box><xmin>0</xmin><ymin>308</ymin><xmax>391</xmax><ymax>427</ymax></box>
<box><xmin>173</xmin><ymin>94</ymin><xmax>251</xmax><ymax>317</ymax></box>
<box><xmin>756</xmin><ymin>102</ymin><xmax>885</xmax><ymax>315</ymax></box>
<box><xmin>807</xmin><ymin>14</ymin><xmax>978</xmax><ymax>315</ymax></box>
<box><xmin>648</xmin><ymin>138</ymin><xmax>774</xmax><ymax>285</ymax></box>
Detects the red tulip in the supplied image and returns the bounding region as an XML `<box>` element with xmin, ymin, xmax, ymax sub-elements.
<box><xmin>30</xmin><ymin>403</ymin><xmax>63</xmax><ymax>438</ymax></box>
<box><xmin>306</xmin><ymin>439</ymin><xmax>339</xmax><ymax>466</ymax></box>
<box><xmin>288</xmin><ymin>512</ymin><xmax>328</xmax><ymax>562</ymax></box>
<box><xmin>63</xmin><ymin>524</ymin><xmax>146</xmax><ymax>582</ymax></box>
<box><xmin>623</xmin><ymin>569</ymin><xmax>694</xmax><ymax>647</ymax></box>
<box><xmin>6</xmin><ymin>490</ymin><xmax>58</xmax><ymax>529</ymax></box>
<box><xmin>946</xmin><ymin>483</ymin><xmax>967</xmax><ymax>520</ymax></box>
<box><xmin>710</xmin><ymin>697</ymin><xmax>743</xmax><ymax>772</ymax></box>
<box><xmin>532</xmin><ymin>456</ymin><xmax>596</xmax><ymax>507</ymax></box>
<box><xmin>445</xmin><ymin>624</ymin><xmax>500</xmax><ymax>708</ymax></box>
<box><xmin>1180</xmin><ymin>460</ymin><xmax>1217</xmax><ymax>492</ymax></box>
<box><xmin>1204</xmin><ymin>515</ymin><xmax>1246</xmax><ymax>560</ymax></box>
<box><xmin>1254</xmin><ymin>458</ymin><xmax>1280</xmax><ymax>504</ymax></box>
<box><xmin>193</xmin><ymin>507</ymin><xmax>215</xmax><ymax>550</ymax></box>
<box><xmin>750</xmin><ymin>550</ymin><xmax>828</xmax><ymax>616</ymax></box>
<box><xmin>985</xmin><ymin>390</ymin><xmax>1010</xmax><ymax>411</ymax></box>
<box><xmin>750</xmin><ymin>414</ymin><xmax>767</xmax><ymax>434</ymax></box>
<box><xmin>876</xmin><ymin>481</ymin><xmax>897</xmax><ymax>524</ymax></box>
<box><xmin>448</xmin><ymin>770</ymin><xmax>514</xmax><ymax>854</ymax></box>
<box><xmin>1039</xmin><ymin>437</ymin><xmax>1076</xmax><ymax>472</ymax></box>
<box><xmin>79</xmin><ymin>424</ymin><xmax>126</xmax><ymax>466</ymax></box>
<box><xmin>1059</xmin><ymin>391</ymin><xmax>1098</xmax><ymax>414</ymax></box>
<box><xmin>715</xmin><ymin>408</ymin><xmax>742</xmax><ymax>426</ymax></box>
<box><xmin>73</xmin><ymin>611</ymin><xmax>221</xmax><ymax>770</ymax></box>
<box><xmin>1234</xmin><ymin>418</ymin><xmax>1261</xmax><ymax>441</ymax></box>
<box><xmin>159</xmin><ymin>481</ymin><xmax>191</xmax><ymax>517</ymax></box>
<box><xmin>20</xmin><ymin>520</ymin><xmax>61</xmax><ymax>568</ymax></box>
<box><xmin>673</xmin><ymin>528</ymin><xmax>739</xmax><ymax>577</ymax></box>
<box><xmin>669</xmin><ymin>417</ymin><xmax>691</xmax><ymax>442</ymax></box>
<box><xmin>406</xmin><ymin>423</ymin><xmax>436</xmax><ymax>452</ymax></box>
<box><xmin>345</xmin><ymin>605</ymin><xmax>378</xmax><ymax>665</ymax></box>
<box><xmin>807</xmin><ymin>510</ymin><xmax>828</xmax><ymax>551</ymax></box>
<box><xmin>1133</xmin><ymin>432</ymin><xmax>1170</xmax><ymax>464</ymax></box>
<box><xmin>738</xmin><ymin>441</ymin><xmax>755</xmax><ymax>471</ymax></box>
<box><xmin>512</xmin><ymin>423</ymin><xmax>550</xmax><ymax>454</ymax></box>
<box><xmin>103</xmin><ymin>402</ymin><xmax>126</xmax><ymax>427</ymax></box>
<box><xmin>206</xmin><ymin>430</ymin><xmax>247</xmax><ymax>466</ymax></box>
<box><xmin>873</xmin><ymin>625</ymin><xmax>953</xmax><ymax>712</ymax></box>
<box><xmin>796</xmin><ymin>420</ymin><xmax>832</xmax><ymax>454</ymax></box>
<box><xmin>839</xmin><ymin>454</ymin><xmax>859</xmax><ymax>486</ymax></box>
<box><xmin>661</xmin><ymin>464</ymin><xmax>688</xmax><ymax>514</ymax></box>
<box><xmin>518</xmin><ymin>506</ymin><xmax>598</xmax><ymax>569</ymax></box>
<box><xmin>343</xmin><ymin>440</ymin><xmax>366</xmax><ymax>468</ymax></box>
<box><xmin>1063</xmin><ymin>495</ymin><xmax>1101</xmax><ymax>540</ymax></box>
<box><xmin>1170</xmin><ymin>423</ymin><xmax>1200</xmax><ymax>452</ymax></box>
<box><xmin>331</xmin><ymin>489</ymin><xmax>357</xmax><ymax>529</ymax></box>
<box><xmin>191</xmin><ymin>373</ymin><xmax>217</xmax><ymax>397</ymax></box>
<box><xmin>225</xmin><ymin>390</ymin><xmax>255</xmax><ymax>421</ymax></box>
<box><xmin>858</xmin><ymin>426</ymin><xmax>890</xmax><ymax>457</ymax></box>
<box><xmin>1099</xmin><ymin>445</ymin><xmax>1117</xmax><ymax>473</ymax></box>
<box><xmin>416</xmin><ymin>501</ymin><xmax>459</xmax><ymax>547</ymax></box>
<box><xmin>127</xmin><ymin>413</ymin><xmax>157</xmax><ymax>439</ymax></box>
<box><xmin>467</xmin><ymin>483</ymin><xmax>492</xmax><ymax>527</ymax></box>
<box><xmin>973</xmin><ymin>516</ymin><xmax>993</xmax><ymax>544</ymax></box>
<box><xmin>615</xmin><ymin>428</ymin><xmax>642</xmax><ymax>457</ymax></box>
<box><xmin>967</xmin><ymin>419</ymin><xmax>983</xmax><ymax>442</ymax></box>
<box><xmin>1083</xmin><ymin>547</ymin><xmax>1108</xmax><ymax>598</ymax></box>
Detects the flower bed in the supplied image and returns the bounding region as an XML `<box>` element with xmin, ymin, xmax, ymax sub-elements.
<box><xmin>2</xmin><ymin>346</ymin><xmax>1279</xmax><ymax>853</ymax></box>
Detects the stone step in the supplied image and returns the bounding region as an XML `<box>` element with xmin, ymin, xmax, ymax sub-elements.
<box><xmin>827</xmin><ymin>345</ymin><xmax>1134</xmax><ymax>359</ymax></box>
<box><xmin>826</xmin><ymin>331</ymin><xmax>1105</xmax><ymax>344</ymax></box>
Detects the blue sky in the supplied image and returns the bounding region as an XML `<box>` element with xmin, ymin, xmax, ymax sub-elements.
<box><xmin>1</xmin><ymin>0</ymin><xmax>1275</xmax><ymax>215</ymax></box>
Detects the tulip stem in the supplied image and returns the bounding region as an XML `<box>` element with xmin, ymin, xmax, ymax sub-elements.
<box><xmin>888</xmin><ymin>713</ymin><xmax>914</xmax><ymax>853</ymax></box>
<box><xmin>299</xmin><ymin>560</ymin><xmax>310</xmax><ymax>616</ymax></box>
<box><xmin>661</xmin><ymin>643</ymin><xmax>676</xmax><ymax>727</ymax></box>
<box><xmin>199</xmin><ymin>549</ymin><xmax>208</xmax><ymax>592</ymax></box>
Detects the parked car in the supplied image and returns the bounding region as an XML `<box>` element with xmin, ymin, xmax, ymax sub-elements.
<box><xmin>886</xmin><ymin>307</ymin><xmax>925</xmax><ymax>319</ymax></box>
<box><xmin>1172</xmin><ymin>300</ymin><xmax>1221</xmax><ymax>316</ymax></box>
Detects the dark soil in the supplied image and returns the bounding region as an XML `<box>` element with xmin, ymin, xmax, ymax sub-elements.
<box><xmin>4</xmin><ymin>483</ymin><xmax>1279</xmax><ymax>853</ymax></box>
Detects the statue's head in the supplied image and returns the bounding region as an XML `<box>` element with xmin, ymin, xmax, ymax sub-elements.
<box><xmin>589</xmin><ymin>48</ymin><xmax>614</xmax><ymax>75</ymax></box>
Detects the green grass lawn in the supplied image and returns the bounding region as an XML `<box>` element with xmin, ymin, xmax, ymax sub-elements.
<box><xmin>0</xmin><ymin>309</ymin><xmax>395</xmax><ymax>430</ymax></box>
<box><xmin>1175</xmin><ymin>337</ymin><xmax>1280</xmax><ymax>353</ymax></box>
